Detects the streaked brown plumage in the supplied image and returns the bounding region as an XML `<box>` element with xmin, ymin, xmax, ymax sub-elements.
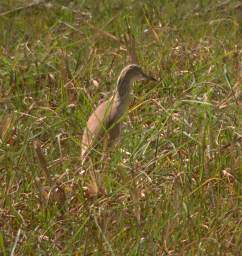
<box><xmin>81</xmin><ymin>64</ymin><xmax>156</xmax><ymax>162</ymax></box>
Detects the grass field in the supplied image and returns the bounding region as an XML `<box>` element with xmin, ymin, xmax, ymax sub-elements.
<box><xmin>0</xmin><ymin>0</ymin><xmax>241</xmax><ymax>255</ymax></box>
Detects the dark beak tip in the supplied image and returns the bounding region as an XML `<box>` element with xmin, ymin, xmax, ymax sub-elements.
<box><xmin>142</xmin><ymin>72</ymin><xmax>157</xmax><ymax>82</ymax></box>
<box><xmin>148</xmin><ymin>76</ymin><xmax>157</xmax><ymax>82</ymax></box>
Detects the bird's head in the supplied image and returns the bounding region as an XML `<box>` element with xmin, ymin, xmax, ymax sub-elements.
<box><xmin>117</xmin><ymin>64</ymin><xmax>156</xmax><ymax>97</ymax></box>
<box><xmin>119</xmin><ymin>64</ymin><xmax>156</xmax><ymax>83</ymax></box>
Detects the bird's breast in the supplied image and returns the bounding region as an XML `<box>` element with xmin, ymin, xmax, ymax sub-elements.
<box><xmin>108</xmin><ymin>96</ymin><xmax>130</xmax><ymax>126</ymax></box>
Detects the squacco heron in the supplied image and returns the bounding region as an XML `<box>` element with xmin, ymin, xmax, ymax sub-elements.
<box><xmin>81</xmin><ymin>64</ymin><xmax>156</xmax><ymax>163</ymax></box>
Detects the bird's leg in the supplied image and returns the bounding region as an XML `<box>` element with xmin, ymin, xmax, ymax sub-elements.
<box><xmin>109</xmin><ymin>123</ymin><xmax>121</xmax><ymax>147</ymax></box>
<box><xmin>100</xmin><ymin>124</ymin><xmax>121</xmax><ymax>184</ymax></box>
<box><xmin>107</xmin><ymin>122</ymin><xmax>122</xmax><ymax>163</ymax></box>
<box><xmin>83</xmin><ymin>135</ymin><xmax>107</xmax><ymax>196</ymax></box>
<box><xmin>101</xmin><ymin>134</ymin><xmax>109</xmax><ymax>173</ymax></box>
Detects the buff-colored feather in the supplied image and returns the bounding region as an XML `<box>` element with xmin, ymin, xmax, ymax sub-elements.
<box><xmin>81</xmin><ymin>64</ymin><xmax>156</xmax><ymax>162</ymax></box>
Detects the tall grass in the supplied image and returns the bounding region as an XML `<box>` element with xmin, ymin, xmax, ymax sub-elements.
<box><xmin>0</xmin><ymin>0</ymin><xmax>241</xmax><ymax>255</ymax></box>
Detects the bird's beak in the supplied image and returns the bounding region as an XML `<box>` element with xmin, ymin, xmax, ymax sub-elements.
<box><xmin>143</xmin><ymin>73</ymin><xmax>157</xmax><ymax>81</ymax></box>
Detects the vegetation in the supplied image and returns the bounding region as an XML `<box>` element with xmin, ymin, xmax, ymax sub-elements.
<box><xmin>0</xmin><ymin>0</ymin><xmax>241</xmax><ymax>255</ymax></box>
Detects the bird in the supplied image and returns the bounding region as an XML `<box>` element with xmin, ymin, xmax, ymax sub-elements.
<box><xmin>81</xmin><ymin>64</ymin><xmax>156</xmax><ymax>163</ymax></box>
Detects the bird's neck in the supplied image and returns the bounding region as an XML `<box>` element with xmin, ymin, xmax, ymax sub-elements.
<box><xmin>114</xmin><ymin>92</ymin><xmax>130</xmax><ymax>107</ymax></box>
<box><xmin>116</xmin><ymin>77</ymin><xmax>132</xmax><ymax>101</ymax></box>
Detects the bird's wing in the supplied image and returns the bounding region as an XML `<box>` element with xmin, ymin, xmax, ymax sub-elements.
<box><xmin>81</xmin><ymin>99</ymin><xmax>113</xmax><ymax>158</ymax></box>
